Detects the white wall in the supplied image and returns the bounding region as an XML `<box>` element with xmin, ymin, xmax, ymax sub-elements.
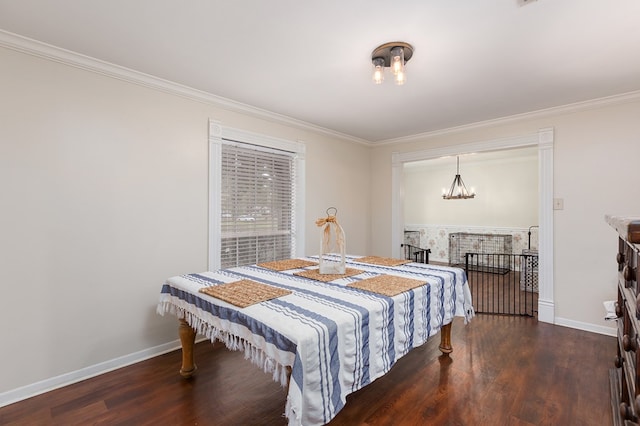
<box><xmin>403</xmin><ymin>150</ymin><xmax>539</xmax><ymax>262</ymax></box>
<box><xmin>0</xmin><ymin>46</ymin><xmax>371</xmax><ymax>398</ymax></box>
<box><xmin>404</xmin><ymin>149</ymin><xmax>538</xmax><ymax>227</ymax></box>
<box><xmin>370</xmin><ymin>99</ymin><xmax>640</xmax><ymax>335</ymax></box>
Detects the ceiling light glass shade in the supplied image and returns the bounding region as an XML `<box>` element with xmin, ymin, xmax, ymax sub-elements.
<box><xmin>395</xmin><ymin>68</ymin><xmax>406</xmax><ymax>85</ymax></box>
<box><xmin>442</xmin><ymin>157</ymin><xmax>476</xmax><ymax>200</ymax></box>
<box><xmin>372</xmin><ymin>57</ymin><xmax>385</xmax><ymax>84</ymax></box>
<box><xmin>390</xmin><ymin>46</ymin><xmax>404</xmax><ymax>76</ymax></box>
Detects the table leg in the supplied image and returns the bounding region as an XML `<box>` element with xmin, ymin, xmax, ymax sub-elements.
<box><xmin>439</xmin><ymin>321</ymin><xmax>453</xmax><ymax>354</ymax></box>
<box><xmin>179</xmin><ymin>318</ymin><xmax>197</xmax><ymax>378</ymax></box>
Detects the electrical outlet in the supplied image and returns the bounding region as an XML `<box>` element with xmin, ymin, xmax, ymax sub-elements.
<box><xmin>553</xmin><ymin>198</ymin><xmax>564</xmax><ymax>210</ymax></box>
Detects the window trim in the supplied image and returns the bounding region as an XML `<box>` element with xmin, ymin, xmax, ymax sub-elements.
<box><xmin>208</xmin><ymin>119</ymin><xmax>306</xmax><ymax>271</ymax></box>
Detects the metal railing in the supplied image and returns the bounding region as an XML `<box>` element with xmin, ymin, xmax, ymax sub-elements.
<box><xmin>401</xmin><ymin>243</ymin><xmax>431</xmax><ymax>264</ymax></box>
<box><xmin>464</xmin><ymin>252</ymin><xmax>538</xmax><ymax>317</ymax></box>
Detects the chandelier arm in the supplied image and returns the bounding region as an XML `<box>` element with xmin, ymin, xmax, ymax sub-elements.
<box><xmin>443</xmin><ymin>156</ymin><xmax>475</xmax><ymax>199</ymax></box>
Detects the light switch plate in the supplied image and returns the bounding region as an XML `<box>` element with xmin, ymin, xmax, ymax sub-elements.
<box><xmin>553</xmin><ymin>198</ymin><xmax>564</xmax><ymax>210</ymax></box>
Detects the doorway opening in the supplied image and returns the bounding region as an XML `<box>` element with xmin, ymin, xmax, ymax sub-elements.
<box><xmin>390</xmin><ymin>128</ymin><xmax>554</xmax><ymax>323</ymax></box>
<box><xmin>402</xmin><ymin>147</ymin><xmax>538</xmax><ymax>317</ymax></box>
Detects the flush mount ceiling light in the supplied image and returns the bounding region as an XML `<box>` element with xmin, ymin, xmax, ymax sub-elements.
<box><xmin>371</xmin><ymin>42</ymin><xmax>414</xmax><ymax>85</ymax></box>
<box><xmin>442</xmin><ymin>156</ymin><xmax>476</xmax><ymax>200</ymax></box>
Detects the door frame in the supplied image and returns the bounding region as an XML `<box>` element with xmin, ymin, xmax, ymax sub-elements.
<box><xmin>390</xmin><ymin>128</ymin><xmax>554</xmax><ymax>324</ymax></box>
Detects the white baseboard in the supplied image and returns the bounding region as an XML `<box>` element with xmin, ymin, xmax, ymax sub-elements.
<box><xmin>0</xmin><ymin>338</ymin><xmax>205</xmax><ymax>408</ymax></box>
<box><xmin>554</xmin><ymin>316</ymin><xmax>617</xmax><ymax>337</ymax></box>
<box><xmin>537</xmin><ymin>299</ymin><xmax>555</xmax><ymax>324</ymax></box>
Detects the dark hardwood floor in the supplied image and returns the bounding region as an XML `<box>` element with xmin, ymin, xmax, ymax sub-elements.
<box><xmin>0</xmin><ymin>315</ymin><xmax>614</xmax><ymax>425</ymax></box>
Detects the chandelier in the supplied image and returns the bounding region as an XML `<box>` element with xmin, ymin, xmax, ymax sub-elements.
<box><xmin>442</xmin><ymin>156</ymin><xmax>476</xmax><ymax>200</ymax></box>
<box><xmin>371</xmin><ymin>42</ymin><xmax>414</xmax><ymax>85</ymax></box>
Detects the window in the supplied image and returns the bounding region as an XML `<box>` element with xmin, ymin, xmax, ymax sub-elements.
<box><xmin>220</xmin><ymin>141</ymin><xmax>295</xmax><ymax>268</ymax></box>
<box><xmin>208</xmin><ymin>120</ymin><xmax>305</xmax><ymax>270</ymax></box>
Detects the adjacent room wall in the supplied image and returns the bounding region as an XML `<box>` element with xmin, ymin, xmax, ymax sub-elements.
<box><xmin>0</xmin><ymin>46</ymin><xmax>371</xmax><ymax>398</ymax></box>
<box><xmin>370</xmin><ymin>98</ymin><xmax>640</xmax><ymax>335</ymax></box>
<box><xmin>404</xmin><ymin>150</ymin><xmax>538</xmax><ymax>227</ymax></box>
<box><xmin>403</xmin><ymin>150</ymin><xmax>539</xmax><ymax>262</ymax></box>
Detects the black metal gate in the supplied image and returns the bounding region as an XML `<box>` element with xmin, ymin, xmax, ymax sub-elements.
<box><xmin>464</xmin><ymin>252</ymin><xmax>538</xmax><ymax>317</ymax></box>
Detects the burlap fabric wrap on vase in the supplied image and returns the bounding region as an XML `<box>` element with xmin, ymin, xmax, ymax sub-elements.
<box><xmin>316</xmin><ymin>207</ymin><xmax>346</xmax><ymax>274</ymax></box>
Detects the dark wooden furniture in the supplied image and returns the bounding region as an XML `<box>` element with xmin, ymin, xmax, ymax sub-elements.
<box><xmin>607</xmin><ymin>215</ymin><xmax>640</xmax><ymax>425</ymax></box>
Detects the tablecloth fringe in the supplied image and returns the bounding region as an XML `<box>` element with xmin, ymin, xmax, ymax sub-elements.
<box><xmin>285</xmin><ymin>395</ymin><xmax>302</xmax><ymax>426</ymax></box>
<box><xmin>157</xmin><ymin>299</ymin><xmax>290</xmax><ymax>388</ymax></box>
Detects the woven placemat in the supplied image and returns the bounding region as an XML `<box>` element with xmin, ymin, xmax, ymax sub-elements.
<box><xmin>199</xmin><ymin>280</ymin><xmax>291</xmax><ymax>308</ymax></box>
<box><xmin>294</xmin><ymin>267</ymin><xmax>363</xmax><ymax>282</ymax></box>
<box><xmin>257</xmin><ymin>258</ymin><xmax>318</xmax><ymax>271</ymax></box>
<box><xmin>354</xmin><ymin>256</ymin><xmax>412</xmax><ymax>267</ymax></box>
<box><xmin>347</xmin><ymin>274</ymin><xmax>425</xmax><ymax>297</ymax></box>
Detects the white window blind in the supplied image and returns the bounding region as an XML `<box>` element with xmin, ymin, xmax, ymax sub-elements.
<box><xmin>220</xmin><ymin>140</ymin><xmax>297</xmax><ymax>268</ymax></box>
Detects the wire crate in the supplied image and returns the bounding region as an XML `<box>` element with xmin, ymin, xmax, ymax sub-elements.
<box><xmin>519</xmin><ymin>249</ymin><xmax>539</xmax><ymax>292</ymax></box>
<box><xmin>449</xmin><ymin>232</ymin><xmax>513</xmax><ymax>274</ymax></box>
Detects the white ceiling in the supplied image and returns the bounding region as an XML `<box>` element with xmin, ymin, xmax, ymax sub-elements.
<box><xmin>1</xmin><ymin>0</ymin><xmax>640</xmax><ymax>144</ymax></box>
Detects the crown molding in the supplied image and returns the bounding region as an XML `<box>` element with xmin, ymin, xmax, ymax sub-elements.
<box><xmin>0</xmin><ymin>29</ymin><xmax>369</xmax><ymax>146</ymax></box>
<box><xmin>376</xmin><ymin>90</ymin><xmax>640</xmax><ymax>146</ymax></box>
<box><xmin>392</xmin><ymin>133</ymin><xmax>539</xmax><ymax>164</ymax></box>
<box><xmin>3</xmin><ymin>29</ymin><xmax>639</xmax><ymax>148</ymax></box>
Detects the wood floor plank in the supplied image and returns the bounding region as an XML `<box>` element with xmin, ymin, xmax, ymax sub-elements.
<box><xmin>0</xmin><ymin>315</ymin><xmax>615</xmax><ymax>426</ymax></box>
